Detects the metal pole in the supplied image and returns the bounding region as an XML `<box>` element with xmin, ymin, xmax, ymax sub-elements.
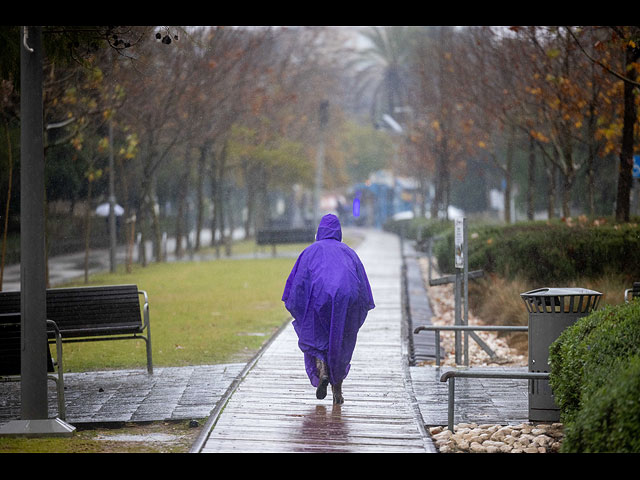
<box><xmin>19</xmin><ymin>25</ymin><xmax>47</xmax><ymax>421</ymax></box>
<box><xmin>428</xmin><ymin>237</ymin><xmax>433</xmax><ymax>283</ymax></box>
<box><xmin>313</xmin><ymin>141</ymin><xmax>324</xmax><ymax>225</ymax></box>
<box><xmin>1</xmin><ymin>27</ymin><xmax>75</xmax><ymax>437</ymax></box>
<box><xmin>313</xmin><ymin>100</ymin><xmax>328</xmax><ymax>225</ymax></box>
<box><xmin>454</xmin><ymin>270</ymin><xmax>461</xmax><ymax>364</ymax></box>
<box><xmin>463</xmin><ymin>217</ymin><xmax>469</xmax><ymax>366</ymax></box>
<box><xmin>453</xmin><ymin>218</ymin><xmax>463</xmax><ymax>364</ymax></box>
<box><xmin>447</xmin><ymin>376</ymin><xmax>455</xmax><ymax>432</ymax></box>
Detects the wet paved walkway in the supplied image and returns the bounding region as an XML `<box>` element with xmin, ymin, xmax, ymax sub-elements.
<box><xmin>192</xmin><ymin>229</ymin><xmax>435</xmax><ymax>453</ymax></box>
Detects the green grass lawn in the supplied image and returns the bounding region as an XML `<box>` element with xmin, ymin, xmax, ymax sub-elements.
<box><xmin>56</xmin><ymin>256</ymin><xmax>297</xmax><ymax>372</ymax></box>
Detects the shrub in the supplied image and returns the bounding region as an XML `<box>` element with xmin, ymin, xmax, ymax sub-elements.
<box><xmin>560</xmin><ymin>355</ymin><xmax>640</xmax><ymax>453</ymax></box>
<box><xmin>548</xmin><ymin>300</ymin><xmax>640</xmax><ymax>452</ymax></box>
<box><xmin>432</xmin><ymin>221</ymin><xmax>640</xmax><ymax>284</ymax></box>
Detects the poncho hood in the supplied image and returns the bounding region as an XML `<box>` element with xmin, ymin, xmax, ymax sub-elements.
<box><xmin>316</xmin><ymin>213</ymin><xmax>342</xmax><ymax>242</ymax></box>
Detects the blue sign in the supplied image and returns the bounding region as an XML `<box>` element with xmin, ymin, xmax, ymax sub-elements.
<box><xmin>352</xmin><ymin>197</ymin><xmax>360</xmax><ymax>217</ymax></box>
<box><xmin>633</xmin><ymin>155</ymin><xmax>640</xmax><ymax>179</ymax></box>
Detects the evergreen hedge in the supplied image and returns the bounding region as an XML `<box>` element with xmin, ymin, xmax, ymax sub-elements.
<box><xmin>548</xmin><ymin>300</ymin><xmax>640</xmax><ymax>452</ymax></box>
<box><xmin>387</xmin><ymin>219</ymin><xmax>640</xmax><ymax>284</ymax></box>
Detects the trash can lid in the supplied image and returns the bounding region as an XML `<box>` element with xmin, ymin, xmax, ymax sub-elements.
<box><xmin>520</xmin><ymin>287</ymin><xmax>602</xmax><ymax>297</ymax></box>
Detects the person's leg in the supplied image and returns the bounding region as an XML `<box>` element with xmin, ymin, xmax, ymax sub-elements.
<box><xmin>331</xmin><ymin>381</ymin><xmax>344</xmax><ymax>404</ymax></box>
<box><xmin>315</xmin><ymin>357</ymin><xmax>329</xmax><ymax>399</ymax></box>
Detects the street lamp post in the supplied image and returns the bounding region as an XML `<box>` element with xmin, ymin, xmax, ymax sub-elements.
<box><xmin>313</xmin><ymin>100</ymin><xmax>329</xmax><ymax>225</ymax></box>
<box><xmin>0</xmin><ymin>26</ymin><xmax>75</xmax><ymax>437</ymax></box>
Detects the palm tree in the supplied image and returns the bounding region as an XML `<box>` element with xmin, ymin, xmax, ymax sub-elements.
<box><xmin>348</xmin><ymin>26</ymin><xmax>415</xmax><ymax>126</ymax></box>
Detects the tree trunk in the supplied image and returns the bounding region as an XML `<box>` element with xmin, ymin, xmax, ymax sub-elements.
<box><xmin>547</xmin><ymin>155</ymin><xmax>557</xmax><ymax>220</ymax></box>
<box><xmin>615</xmin><ymin>45</ymin><xmax>639</xmax><ymax>222</ymax></box>
<box><xmin>84</xmin><ymin>178</ymin><xmax>93</xmax><ymax>284</ymax></box>
<box><xmin>255</xmin><ymin>165</ymin><xmax>270</xmax><ymax>231</ymax></box>
<box><xmin>115</xmin><ymin>156</ymin><xmax>133</xmax><ymax>273</ymax></box>
<box><xmin>587</xmin><ymin>142</ymin><xmax>596</xmax><ymax>218</ymax></box>
<box><xmin>217</xmin><ymin>142</ymin><xmax>229</xmax><ymax>254</ymax></box>
<box><xmin>504</xmin><ymin>126</ymin><xmax>514</xmax><ymax>224</ymax></box>
<box><xmin>138</xmin><ymin>174</ymin><xmax>151</xmax><ymax>267</ymax></box>
<box><xmin>194</xmin><ymin>142</ymin><xmax>209</xmax><ymax>251</ymax></box>
<box><xmin>175</xmin><ymin>145</ymin><xmax>194</xmax><ymax>259</ymax></box>
<box><xmin>526</xmin><ymin>135</ymin><xmax>536</xmax><ymax>221</ymax></box>
<box><xmin>586</xmin><ymin>63</ymin><xmax>599</xmax><ymax>218</ymax></box>
<box><xmin>561</xmin><ymin>172</ymin><xmax>574</xmax><ymax>219</ymax></box>
<box><xmin>559</xmin><ymin>136</ymin><xmax>576</xmax><ymax>219</ymax></box>
<box><xmin>418</xmin><ymin>174</ymin><xmax>427</xmax><ymax>218</ymax></box>
<box><xmin>243</xmin><ymin>160</ymin><xmax>255</xmax><ymax>239</ymax></box>
<box><xmin>433</xmin><ymin>143</ymin><xmax>449</xmax><ymax>219</ymax></box>
<box><xmin>209</xmin><ymin>148</ymin><xmax>222</xmax><ymax>254</ymax></box>
<box><xmin>149</xmin><ymin>180</ymin><xmax>162</xmax><ymax>262</ymax></box>
<box><xmin>224</xmin><ymin>183</ymin><xmax>233</xmax><ymax>257</ymax></box>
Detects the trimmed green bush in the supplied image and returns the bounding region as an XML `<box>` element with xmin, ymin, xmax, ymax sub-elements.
<box><xmin>548</xmin><ymin>300</ymin><xmax>640</xmax><ymax>452</ymax></box>
<box><xmin>430</xmin><ymin>221</ymin><xmax>640</xmax><ymax>284</ymax></box>
<box><xmin>560</xmin><ymin>354</ymin><xmax>640</xmax><ymax>453</ymax></box>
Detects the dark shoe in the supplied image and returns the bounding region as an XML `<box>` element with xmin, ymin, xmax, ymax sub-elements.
<box><xmin>316</xmin><ymin>376</ymin><xmax>329</xmax><ymax>400</ymax></box>
<box><xmin>315</xmin><ymin>358</ymin><xmax>329</xmax><ymax>400</ymax></box>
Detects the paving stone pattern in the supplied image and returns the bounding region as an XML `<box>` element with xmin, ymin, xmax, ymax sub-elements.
<box><xmin>0</xmin><ymin>364</ymin><xmax>244</xmax><ymax>426</ymax></box>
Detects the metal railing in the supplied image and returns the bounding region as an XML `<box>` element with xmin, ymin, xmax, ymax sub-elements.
<box><xmin>414</xmin><ymin>324</ymin><xmax>529</xmax><ymax>367</ymax></box>
<box><xmin>414</xmin><ymin>324</ymin><xmax>536</xmax><ymax>431</ymax></box>
<box><xmin>439</xmin><ymin>369</ymin><xmax>549</xmax><ymax>431</ymax></box>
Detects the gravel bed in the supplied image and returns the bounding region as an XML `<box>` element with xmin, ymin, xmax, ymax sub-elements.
<box><xmin>416</xmin><ymin>257</ymin><xmax>564</xmax><ymax>453</ymax></box>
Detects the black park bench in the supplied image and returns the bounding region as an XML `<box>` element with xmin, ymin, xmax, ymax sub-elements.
<box><xmin>625</xmin><ymin>282</ymin><xmax>640</xmax><ymax>302</ymax></box>
<box><xmin>0</xmin><ymin>284</ymin><xmax>152</xmax><ymax>375</ymax></box>
<box><xmin>256</xmin><ymin>228</ymin><xmax>315</xmax><ymax>256</ymax></box>
<box><xmin>1</xmin><ymin>312</ymin><xmax>66</xmax><ymax>418</ymax></box>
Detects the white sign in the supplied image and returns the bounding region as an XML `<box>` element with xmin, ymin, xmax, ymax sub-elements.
<box><xmin>454</xmin><ymin>217</ymin><xmax>464</xmax><ymax>269</ymax></box>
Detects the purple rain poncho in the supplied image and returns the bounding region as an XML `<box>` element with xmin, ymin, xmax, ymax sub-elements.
<box><xmin>282</xmin><ymin>214</ymin><xmax>375</xmax><ymax>388</ymax></box>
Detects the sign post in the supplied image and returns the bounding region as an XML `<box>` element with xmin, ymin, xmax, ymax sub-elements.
<box><xmin>428</xmin><ymin>218</ymin><xmax>496</xmax><ymax>365</ymax></box>
<box><xmin>454</xmin><ymin>218</ymin><xmax>464</xmax><ymax>363</ymax></box>
<box><xmin>454</xmin><ymin>218</ymin><xmax>470</xmax><ymax>364</ymax></box>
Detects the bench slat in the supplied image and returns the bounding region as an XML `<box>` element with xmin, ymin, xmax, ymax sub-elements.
<box><xmin>0</xmin><ymin>284</ymin><xmax>152</xmax><ymax>376</ymax></box>
<box><xmin>256</xmin><ymin>228</ymin><xmax>315</xmax><ymax>245</ymax></box>
<box><xmin>0</xmin><ymin>285</ymin><xmax>143</xmax><ymax>337</ymax></box>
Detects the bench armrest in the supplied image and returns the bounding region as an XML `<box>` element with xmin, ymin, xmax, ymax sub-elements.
<box><xmin>47</xmin><ymin>319</ymin><xmax>66</xmax><ymax>418</ymax></box>
<box><xmin>46</xmin><ymin>319</ymin><xmax>63</xmax><ymax>372</ymax></box>
<box><xmin>138</xmin><ymin>289</ymin><xmax>153</xmax><ymax>374</ymax></box>
<box><xmin>138</xmin><ymin>290</ymin><xmax>150</xmax><ymax>331</ymax></box>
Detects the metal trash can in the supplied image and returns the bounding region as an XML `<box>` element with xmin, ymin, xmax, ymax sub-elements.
<box><xmin>520</xmin><ymin>287</ymin><xmax>602</xmax><ymax>422</ymax></box>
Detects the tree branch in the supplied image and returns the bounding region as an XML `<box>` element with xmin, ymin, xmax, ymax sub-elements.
<box><xmin>564</xmin><ymin>26</ymin><xmax>640</xmax><ymax>88</ymax></box>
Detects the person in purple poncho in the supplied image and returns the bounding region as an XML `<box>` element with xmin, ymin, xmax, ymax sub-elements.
<box><xmin>282</xmin><ymin>214</ymin><xmax>375</xmax><ymax>404</ymax></box>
